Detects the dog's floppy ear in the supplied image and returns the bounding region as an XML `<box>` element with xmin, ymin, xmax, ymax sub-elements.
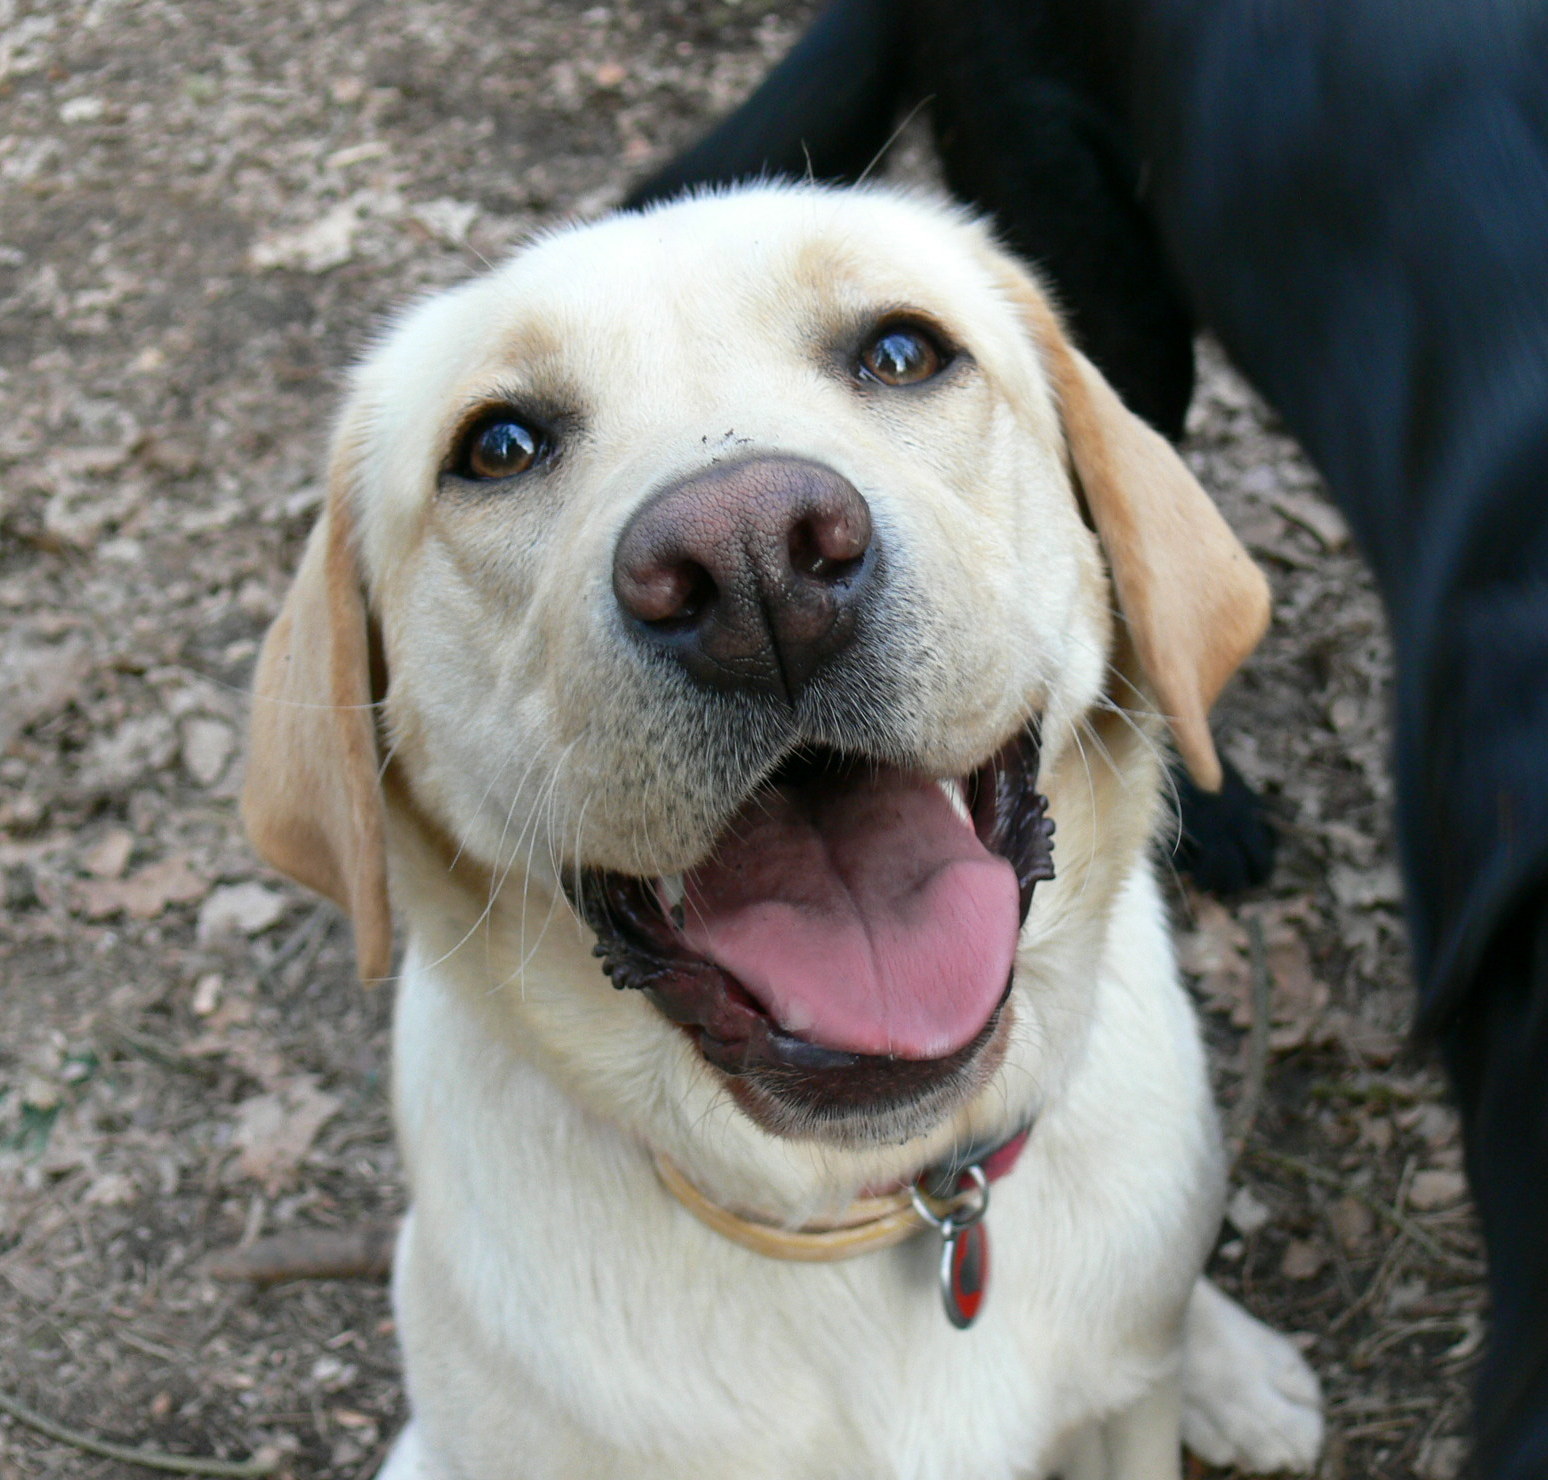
<box><xmin>242</xmin><ymin>455</ymin><xmax>392</xmax><ymax>982</ymax></box>
<box><xmin>1012</xmin><ymin>278</ymin><xmax>1270</xmax><ymax>791</ymax></box>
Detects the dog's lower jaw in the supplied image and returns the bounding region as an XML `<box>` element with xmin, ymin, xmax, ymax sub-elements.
<box><xmin>719</xmin><ymin>997</ymin><xmax>1015</xmax><ymax>1147</ymax></box>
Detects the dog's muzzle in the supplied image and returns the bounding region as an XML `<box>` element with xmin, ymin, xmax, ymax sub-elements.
<box><xmin>567</xmin><ymin>727</ymin><xmax>1053</xmax><ymax>1135</ymax></box>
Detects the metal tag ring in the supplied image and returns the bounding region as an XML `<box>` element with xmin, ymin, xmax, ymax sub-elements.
<box><xmin>911</xmin><ymin>1162</ymin><xmax>990</xmax><ymax>1232</ymax></box>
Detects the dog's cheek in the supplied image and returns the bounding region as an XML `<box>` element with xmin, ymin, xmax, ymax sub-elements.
<box><xmin>860</xmin><ymin>471</ymin><xmax>1094</xmax><ymax>769</ymax></box>
<box><xmin>1028</xmin><ymin>541</ymin><xmax>1117</xmax><ymax>778</ymax></box>
<box><xmin>377</xmin><ymin>515</ymin><xmax>721</xmax><ymax>878</ymax></box>
<box><xmin>376</xmin><ymin>538</ymin><xmax>563</xmax><ymax>873</ymax></box>
<box><xmin>843</xmin><ymin>495</ymin><xmax>1025</xmax><ymax>756</ymax></box>
<box><xmin>548</xmin><ymin>661</ymin><xmax>794</xmax><ymax>872</ymax></box>
<box><xmin>487</xmin><ymin>507</ymin><xmax>800</xmax><ymax>874</ymax></box>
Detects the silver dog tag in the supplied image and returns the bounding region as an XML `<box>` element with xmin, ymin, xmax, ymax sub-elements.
<box><xmin>912</xmin><ymin>1162</ymin><xmax>991</xmax><ymax>1329</ymax></box>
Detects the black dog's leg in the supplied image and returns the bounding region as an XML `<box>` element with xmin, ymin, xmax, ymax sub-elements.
<box><xmin>1441</xmin><ymin>897</ymin><xmax>1548</xmax><ymax>1480</ymax></box>
<box><xmin>909</xmin><ymin>4</ymin><xmax>1273</xmax><ymax>891</ymax></box>
<box><xmin>1170</xmin><ymin>756</ymin><xmax>1277</xmax><ymax>897</ymax></box>
<box><xmin>933</xmin><ymin>80</ymin><xmax>1195</xmax><ymax>441</ymax></box>
<box><xmin>623</xmin><ymin>0</ymin><xmax>906</xmax><ymax>208</ymax></box>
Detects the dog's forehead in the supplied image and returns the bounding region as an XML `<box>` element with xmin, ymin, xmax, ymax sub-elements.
<box><xmin>452</xmin><ymin>188</ymin><xmax>1029</xmax><ymax>379</ymax></box>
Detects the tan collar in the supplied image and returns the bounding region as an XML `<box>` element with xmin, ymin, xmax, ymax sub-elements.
<box><xmin>652</xmin><ymin>1152</ymin><xmax>926</xmax><ymax>1262</ymax></box>
<box><xmin>653</xmin><ymin>1124</ymin><xmax>1032</xmax><ymax>1264</ymax></box>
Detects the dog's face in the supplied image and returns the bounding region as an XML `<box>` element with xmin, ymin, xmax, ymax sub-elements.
<box><xmin>244</xmin><ymin>187</ymin><xmax>1266</xmax><ymax>1155</ymax></box>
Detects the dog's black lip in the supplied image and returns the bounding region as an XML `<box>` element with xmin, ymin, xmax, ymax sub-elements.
<box><xmin>565</xmin><ymin>725</ymin><xmax>1053</xmax><ymax>1103</ymax></box>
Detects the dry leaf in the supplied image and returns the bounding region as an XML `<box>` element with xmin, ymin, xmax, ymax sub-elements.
<box><xmin>1271</xmin><ymin>490</ymin><xmax>1350</xmax><ymax>552</ymax></box>
<box><xmin>1360</xmin><ymin>1115</ymin><xmax>1395</xmax><ymax>1152</ymax></box>
<box><xmin>1330</xmin><ymin>862</ymin><xmax>1404</xmax><ymax>910</ymax></box>
<box><xmin>192</xmin><ymin>972</ymin><xmax>223</xmax><ymax>1016</ymax></box>
<box><xmin>1280</xmin><ymin>1239</ymin><xmax>1327</xmax><ymax>1281</ymax></box>
<box><xmin>81</xmin><ymin>827</ymin><xmax>134</xmax><ymax>880</ymax></box>
<box><xmin>1175</xmin><ymin>897</ymin><xmax>1249</xmax><ymax>1015</ymax></box>
<box><xmin>250</xmin><ymin>202</ymin><xmax>362</xmax><ymax>272</ymax></box>
<box><xmin>1227</xmin><ymin>1185</ymin><xmax>1272</xmax><ymax>1236</ymax></box>
<box><xmin>84</xmin><ymin>1171</ymin><xmax>139</xmax><ymax>1206</ymax></box>
<box><xmin>1398</xmin><ymin>1103</ymin><xmax>1460</xmax><ymax>1148</ymax></box>
<box><xmin>76</xmin><ymin>711</ymin><xmax>178</xmax><ymax>792</ymax></box>
<box><xmin>0</xmin><ymin>635</ymin><xmax>92</xmax><ymax>753</ymax></box>
<box><xmin>77</xmin><ymin>855</ymin><xmax>208</xmax><ymax>920</ymax></box>
<box><xmin>1319</xmin><ymin>1008</ymin><xmax>1403</xmax><ymax>1065</ymax></box>
<box><xmin>1408</xmin><ymin>1170</ymin><xmax>1468</xmax><ymax>1210</ymax></box>
<box><xmin>197</xmin><ymin>880</ymin><xmax>286</xmax><ymax>941</ymax></box>
<box><xmin>1328</xmin><ymin>1195</ymin><xmax>1374</xmax><ymax>1251</ymax></box>
<box><xmin>1417</xmin><ymin>1437</ymin><xmax>1468</xmax><ymax>1480</ymax></box>
<box><xmin>180</xmin><ymin>715</ymin><xmax>235</xmax><ymax>786</ymax></box>
<box><xmin>231</xmin><ymin>1076</ymin><xmax>341</xmax><ymax>1193</ymax></box>
<box><xmin>1263</xmin><ymin>932</ymin><xmax>1331</xmax><ymax>1050</ymax></box>
<box><xmin>1178</xmin><ymin>899</ymin><xmax>1330</xmax><ymax>1050</ymax></box>
<box><xmin>1443</xmin><ymin>1313</ymin><xmax>1485</xmax><ymax>1363</ymax></box>
<box><xmin>409</xmin><ymin>198</ymin><xmax>478</xmax><ymax>246</ymax></box>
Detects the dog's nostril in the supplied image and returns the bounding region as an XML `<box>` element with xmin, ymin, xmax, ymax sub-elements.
<box><xmin>621</xmin><ymin>560</ymin><xmax>717</xmax><ymax>628</ymax></box>
<box><xmin>656</xmin><ymin>566</ymin><xmax>716</xmax><ymax>629</ymax></box>
<box><xmin>788</xmin><ymin>508</ymin><xmax>871</xmax><ymax>583</ymax></box>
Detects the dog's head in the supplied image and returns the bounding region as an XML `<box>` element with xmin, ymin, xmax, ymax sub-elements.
<box><xmin>243</xmin><ymin>187</ymin><xmax>1265</xmax><ymax>1157</ymax></box>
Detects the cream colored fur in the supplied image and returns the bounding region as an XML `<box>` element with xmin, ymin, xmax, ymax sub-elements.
<box><xmin>245</xmin><ymin>185</ymin><xmax>1322</xmax><ymax>1479</ymax></box>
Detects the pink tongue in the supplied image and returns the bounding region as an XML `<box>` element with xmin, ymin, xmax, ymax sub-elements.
<box><xmin>680</xmin><ymin>768</ymin><xmax>1020</xmax><ymax>1059</ymax></box>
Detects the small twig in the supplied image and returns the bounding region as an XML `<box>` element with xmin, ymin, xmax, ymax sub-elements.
<box><xmin>1248</xmin><ymin>1147</ymin><xmax>1473</xmax><ymax>1269</ymax></box>
<box><xmin>1353</xmin><ymin>1314</ymin><xmax>1473</xmax><ymax>1367</ymax></box>
<box><xmin>1307</xmin><ymin>1079</ymin><xmax>1423</xmax><ymax>1108</ymax></box>
<box><xmin>207</xmin><ymin>1223</ymin><xmax>397</xmax><ymax>1285</ymax></box>
<box><xmin>1326</xmin><ymin>1160</ymin><xmax>1423</xmax><ymax>1336</ymax></box>
<box><xmin>119</xmin><ymin>1328</ymin><xmax>186</xmax><ymax>1362</ymax></box>
<box><xmin>264</xmin><ymin>904</ymin><xmax>332</xmax><ymax>986</ymax></box>
<box><xmin>1325</xmin><ymin>1237</ymin><xmax>1402</xmax><ymax>1336</ymax></box>
<box><xmin>108</xmin><ymin>1023</ymin><xmax>222</xmax><ymax>1082</ymax></box>
<box><xmin>1227</xmin><ymin>913</ymin><xmax>1273</xmax><ymax>1167</ymax></box>
<box><xmin>0</xmin><ymin>1387</ymin><xmax>277</xmax><ymax>1477</ymax></box>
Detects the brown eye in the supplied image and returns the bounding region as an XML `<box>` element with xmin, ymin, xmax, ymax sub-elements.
<box><xmin>858</xmin><ymin>323</ymin><xmax>947</xmax><ymax>386</ymax></box>
<box><xmin>458</xmin><ymin>413</ymin><xmax>546</xmax><ymax>480</ymax></box>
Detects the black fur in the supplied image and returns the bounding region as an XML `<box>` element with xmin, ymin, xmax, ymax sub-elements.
<box><xmin>1171</xmin><ymin>758</ymin><xmax>1277</xmax><ymax>900</ymax></box>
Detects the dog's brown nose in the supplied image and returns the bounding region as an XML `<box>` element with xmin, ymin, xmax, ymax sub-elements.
<box><xmin>613</xmin><ymin>457</ymin><xmax>876</xmax><ymax>700</ymax></box>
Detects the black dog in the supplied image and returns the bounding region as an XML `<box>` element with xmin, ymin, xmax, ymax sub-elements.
<box><xmin>627</xmin><ymin>5</ymin><xmax>1548</xmax><ymax>1477</ymax></box>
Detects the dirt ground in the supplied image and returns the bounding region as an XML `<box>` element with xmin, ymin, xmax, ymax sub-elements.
<box><xmin>0</xmin><ymin>1</ymin><xmax>1485</xmax><ymax>1476</ymax></box>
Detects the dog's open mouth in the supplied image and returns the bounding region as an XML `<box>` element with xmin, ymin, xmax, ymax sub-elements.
<box><xmin>570</xmin><ymin>728</ymin><xmax>1053</xmax><ymax>1130</ymax></box>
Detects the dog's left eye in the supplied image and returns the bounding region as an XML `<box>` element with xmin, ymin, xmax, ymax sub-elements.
<box><xmin>455</xmin><ymin>413</ymin><xmax>548</xmax><ymax>480</ymax></box>
<box><xmin>857</xmin><ymin>323</ymin><xmax>949</xmax><ymax>386</ymax></box>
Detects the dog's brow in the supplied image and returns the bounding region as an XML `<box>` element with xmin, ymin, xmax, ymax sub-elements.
<box><xmin>449</xmin><ymin>372</ymin><xmax>587</xmax><ymax>434</ymax></box>
<box><xmin>494</xmin><ymin>317</ymin><xmax>566</xmax><ymax>369</ymax></box>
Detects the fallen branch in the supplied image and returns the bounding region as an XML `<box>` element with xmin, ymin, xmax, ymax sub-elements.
<box><xmin>207</xmin><ymin>1224</ymin><xmax>396</xmax><ymax>1285</ymax></box>
<box><xmin>0</xmin><ymin>1387</ymin><xmax>277</xmax><ymax>1477</ymax></box>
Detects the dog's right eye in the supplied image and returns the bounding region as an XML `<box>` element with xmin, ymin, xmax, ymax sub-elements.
<box><xmin>856</xmin><ymin>321</ymin><xmax>950</xmax><ymax>387</ymax></box>
<box><xmin>454</xmin><ymin>413</ymin><xmax>548</xmax><ymax>480</ymax></box>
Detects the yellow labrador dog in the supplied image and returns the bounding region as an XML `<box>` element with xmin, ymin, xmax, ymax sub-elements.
<box><xmin>243</xmin><ymin>186</ymin><xmax>1323</xmax><ymax>1480</ymax></box>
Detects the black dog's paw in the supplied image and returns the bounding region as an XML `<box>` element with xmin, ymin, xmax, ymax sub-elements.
<box><xmin>1170</xmin><ymin>755</ymin><xmax>1276</xmax><ymax>896</ymax></box>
